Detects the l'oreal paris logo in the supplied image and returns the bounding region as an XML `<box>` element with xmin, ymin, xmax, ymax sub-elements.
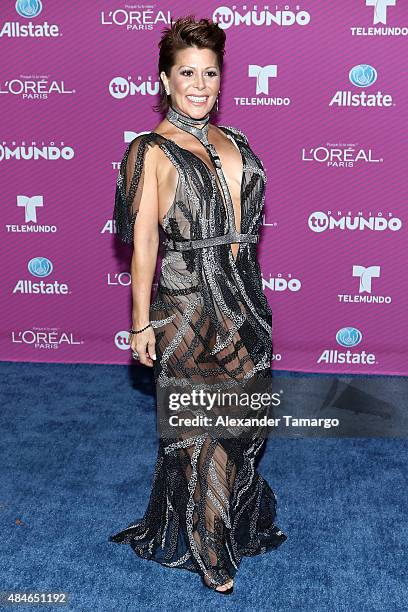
<box><xmin>11</xmin><ymin>328</ymin><xmax>83</xmax><ymax>349</ymax></box>
<box><xmin>0</xmin><ymin>77</ymin><xmax>75</xmax><ymax>98</ymax></box>
<box><xmin>100</xmin><ymin>8</ymin><xmax>171</xmax><ymax>29</ymax></box>
<box><xmin>301</xmin><ymin>144</ymin><xmax>382</xmax><ymax>167</ymax></box>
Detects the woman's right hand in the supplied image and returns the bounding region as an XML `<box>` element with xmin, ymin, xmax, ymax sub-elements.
<box><xmin>129</xmin><ymin>326</ymin><xmax>156</xmax><ymax>367</ymax></box>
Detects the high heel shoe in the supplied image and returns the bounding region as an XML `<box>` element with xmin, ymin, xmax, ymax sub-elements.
<box><xmin>217</xmin><ymin>582</ymin><xmax>233</xmax><ymax>595</ymax></box>
<box><xmin>202</xmin><ymin>573</ymin><xmax>234</xmax><ymax>595</ymax></box>
<box><xmin>202</xmin><ymin>580</ymin><xmax>234</xmax><ymax>595</ymax></box>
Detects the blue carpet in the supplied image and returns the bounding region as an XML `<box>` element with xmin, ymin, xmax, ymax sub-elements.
<box><xmin>0</xmin><ymin>361</ymin><xmax>407</xmax><ymax>612</ymax></box>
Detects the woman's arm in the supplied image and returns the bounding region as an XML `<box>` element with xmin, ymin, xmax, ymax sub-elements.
<box><xmin>130</xmin><ymin>143</ymin><xmax>160</xmax><ymax>334</ymax></box>
<box><xmin>131</xmin><ymin>143</ymin><xmax>160</xmax><ymax>367</ymax></box>
<box><xmin>115</xmin><ymin>136</ymin><xmax>161</xmax><ymax>367</ymax></box>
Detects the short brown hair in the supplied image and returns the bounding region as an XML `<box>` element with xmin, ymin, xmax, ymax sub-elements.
<box><xmin>153</xmin><ymin>15</ymin><xmax>226</xmax><ymax>114</ymax></box>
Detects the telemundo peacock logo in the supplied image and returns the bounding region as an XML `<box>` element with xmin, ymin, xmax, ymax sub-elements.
<box><xmin>329</xmin><ymin>64</ymin><xmax>394</xmax><ymax>108</ymax></box>
<box><xmin>13</xmin><ymin>257</ymin><xmax>70</xmax><ymax>295</ymax></box>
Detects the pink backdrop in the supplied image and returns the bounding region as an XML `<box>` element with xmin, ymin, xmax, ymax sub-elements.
<box><xmin>1</xmin><ymin>1</ymin><xmax>407</xmax><ymax>374</ymax></box>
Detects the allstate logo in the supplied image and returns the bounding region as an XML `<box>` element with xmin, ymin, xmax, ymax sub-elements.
<box><xmin>349</xmin><ymin>64</ymin><xmax>377</xmax><ymax>88</ymax></box>
<box><xmin>27</xmin><ymin>257</ymin><xmax>53</xmax><ymax>277</ymax></box>
<box><xmin>336</xmin><ymin>327</ymin><xmax>362</xmax><ymax>348</ymax></box>
<box><xmin>15</xmin><ymin>0</ymin><xmax>43</xmax><ymax>18</ymax></box>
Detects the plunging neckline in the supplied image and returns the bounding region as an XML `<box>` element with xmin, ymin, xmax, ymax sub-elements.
<box><xmin>150</xmin><ymin>129</ymin><xmax>245</xmax><ymax>252</ymax></box>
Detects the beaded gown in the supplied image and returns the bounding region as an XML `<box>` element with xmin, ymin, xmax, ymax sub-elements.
<box><xmin>109</xmin><ymin>105</ymin><xmax>287</xmax><ymax>588</ymax></box>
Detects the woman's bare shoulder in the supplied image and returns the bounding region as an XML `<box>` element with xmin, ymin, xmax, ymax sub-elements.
<box><xmin>126</xmin><ymin>129</ymin><xmax>168</xmax><ymax>159</ymax></box>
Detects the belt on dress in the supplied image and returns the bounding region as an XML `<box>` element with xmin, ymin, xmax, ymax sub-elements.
<box><xmin>165</xmin><ymin>232</ymin><xmax>259</xmax><ymax>252</ymax></box>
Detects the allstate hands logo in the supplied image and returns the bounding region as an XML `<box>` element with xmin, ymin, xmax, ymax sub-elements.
<box><xmin>15</xmin><ymin>0</ymin><xmax>43</xmax><ymax>18</ymax></box>
<box><xmin>14</xmin><ymin>257</ymin><xmax>69</xmax><ymax>295</ymax></box>
<box><xmin>336</xmin><ymin>327</ymin><xmax>362</xmax><ymax>348</ymax></box>
<box><xmin>349</xmin><ymin>64</ymin><xmax>377</xmax><ymax>87</ymax></box>
<box><xmin>330</xmin><ymin>63</ymin><xmax>391</xmax><ymax>106</ymax></box>
<box><xmin>27</xmin><ymin>256</ymin><xmax>53</xmax><ymax>277</ymax></box>
<box><xmin>318</xmin><ymin>326</ymin><xmax>375</xmax><ymax>365</ymax></box>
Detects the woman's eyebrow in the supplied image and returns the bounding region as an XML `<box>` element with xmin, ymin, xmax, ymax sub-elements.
<box><xmin>179</xmin><ymin>65</ymin><xmax>218</xmax><ymax>69</ymax></box>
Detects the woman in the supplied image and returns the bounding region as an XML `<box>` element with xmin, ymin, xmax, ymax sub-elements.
<box><xmin>109</xmin><ymin>15</ymin><xmax>287</xmax><ymax>595</ymax></box>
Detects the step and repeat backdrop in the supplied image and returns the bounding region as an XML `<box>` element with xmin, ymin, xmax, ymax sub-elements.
<box><xmin>1</xmin><ymin>1</ymin><xmax>407</xmax><ymax>374</ymax></box>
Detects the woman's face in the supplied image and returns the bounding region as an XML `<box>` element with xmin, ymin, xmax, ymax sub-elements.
<box><xmin>161</xmin><ymin>46</ymin><xmax>221</xmax><ymax>119</ymax></box>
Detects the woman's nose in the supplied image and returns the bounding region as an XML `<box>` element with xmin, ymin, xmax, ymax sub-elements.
<box><xmin>194</xmin><ymin>74</ymin><xmax>206</xmax><ymax>89</ymax></box>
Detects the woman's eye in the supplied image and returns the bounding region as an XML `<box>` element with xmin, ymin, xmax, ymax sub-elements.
<box><xmin>180</xmin><ymin>70</ymin><xmax>218</xmax><ymax>77</ymax></box>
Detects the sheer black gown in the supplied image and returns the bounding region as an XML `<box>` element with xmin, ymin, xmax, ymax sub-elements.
<box><xmin>109</xmin><ymin>106</ymin><xmax>287</xmax><ymax>589</ymax></box>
